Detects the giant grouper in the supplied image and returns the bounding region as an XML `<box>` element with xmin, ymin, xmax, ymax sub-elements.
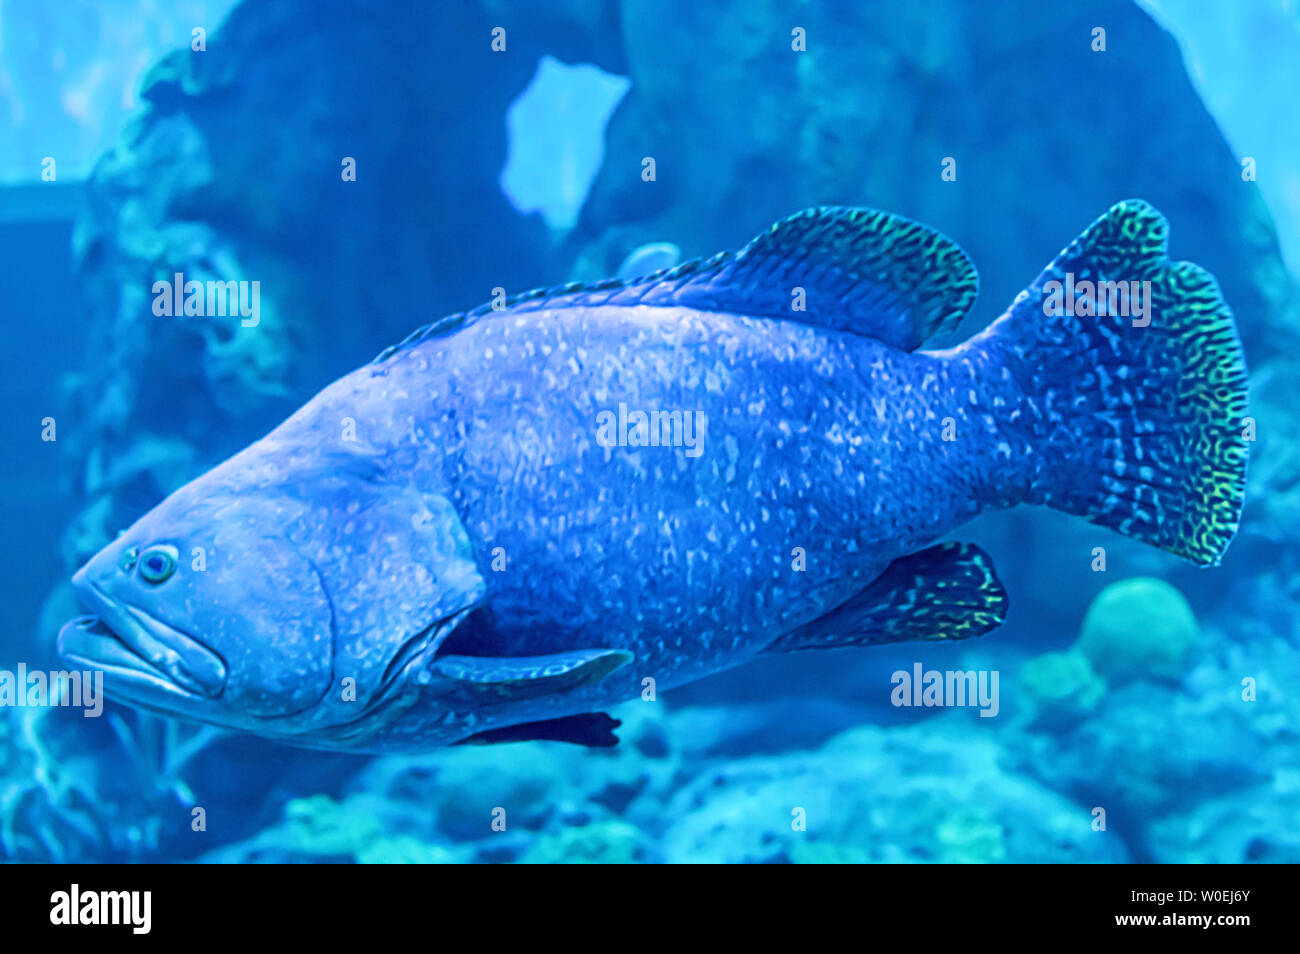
<box><xmin>59</xmin><ymin>199</ymin><xmax>1248</xmax><ymax>751</ymax></box>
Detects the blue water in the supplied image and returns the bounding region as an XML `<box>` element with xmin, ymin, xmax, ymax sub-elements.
<box><xmin>2</xmin><ymin>0</ymin><xmax>1297</xmax><ymax>863</ymax></box>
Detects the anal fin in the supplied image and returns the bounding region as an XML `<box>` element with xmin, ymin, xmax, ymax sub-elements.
<box><xmin>458</xmin><ymin>712</ymin><xmax>621</xmax><ymax>747</ymax></box>
<box><xmin>766</xmin><ymin>542</ymin><xmax>1008</xmax><ymax>652</ymax></box>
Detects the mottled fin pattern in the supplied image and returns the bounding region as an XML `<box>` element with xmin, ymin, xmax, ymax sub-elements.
<box><xmin>990</xmin><ymin>199</ymin><xmax>1248</xmax><ymax>566</ymax></box>
<box><xmin>373</xmin><ymin>207</ymin><xmax>977</xmax><ymax>362</ymax></box>
<box><xmin>707</xmin><ymin>207</ymin><xmax>979</xmax><ymax>348</ymax></box>
<box><xmin>764</xmin><ymin>542</ymin><xmax>1008</xmax><ymax>652</ymax></box>
<box><xmin>457</xmin><ymin>712</ymin><xmax>621</xmax><ymax>748</ymax></box>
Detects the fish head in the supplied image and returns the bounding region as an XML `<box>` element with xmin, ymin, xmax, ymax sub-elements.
<box><xmin>58</xmin><ymin>486</ymin><xmax>338</xmax><ymax>730</ymax></box>
<box><xmin>59</xmin><ymin>450</ymin><xmax>487</xmax><ymax>749</ymax></box>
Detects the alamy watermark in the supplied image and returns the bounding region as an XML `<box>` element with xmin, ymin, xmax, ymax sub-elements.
<box><xmin>0</xmin><ymin>664</ymin><xmax>103</xmax><ymax>717</ymax></box>
<box><xmin>891</xmin><ymin>663</ymin><xmax>999</xmax><ymax>717</ymax></box>
<box><xmin>595</xmin><ymin>402</ymin><xmax>707</xmax><ymax>458</ymax></box>
<box><xmin>1042</xmin><ymin>271</ymin><xmax>1151</xmax><ymax>327</ymax></box>
<box><xmin>151</xmin><ymin>272</ymin><xmax>260</xmax><ymax>327</ymax></box>
<box><xmin>50</xmin><ymin>885</ymin><xmax>151</xmax><ymax>934</ymax></box>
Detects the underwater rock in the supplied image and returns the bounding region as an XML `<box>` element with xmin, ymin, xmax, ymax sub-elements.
<box><xmin>1147</xmin><ymin>781</ymin><xmax>1300</xmax><ymax>864</ymax></box>
<box><xmin>586</xmin><ymin>0</ymin><xmax>1297</xmax><ymax>352</ymax></box>
<box><xmin>1219</xmin><ymin>360</ymin><xmax>1300</xmax><ymax>632</ymax></box>
<box><xmin>1138</xmin><ymin>0</ymin><xmax>1300</xmax><ymax>278</ymax></box>
<box><xmin>1076</xmin><ymin>578</ymin><xmax>1199</xmax><ymax>686</ymax></box>
<box><xmin>786</xmin><ymin>842</ymin><xmax>874</xmax><ymax>864</ymax></box>
<box><xmin>274</xmin><ymin>794</ymin><xmax>385</xmax><ymax>859</ymax></box>
<box><xmin>1022</xmin><ymin>682</ymin><xmax>1268</xmax><ymax>835</ymax></box>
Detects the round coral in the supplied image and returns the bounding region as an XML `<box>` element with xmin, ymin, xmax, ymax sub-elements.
<box><xmin>1077</xmin><ymin>578</ymin><xmax>1200</xmax><ymax>685</ymax></box>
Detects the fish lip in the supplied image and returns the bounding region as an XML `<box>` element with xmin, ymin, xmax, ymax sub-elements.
<box><xmin>65</xmin><ymin>571</ymin><xmax>228</xmax><ymax>698</ymax></box>
<box><xmin>57</xmin><ymin>615</ymin><xmax>205</xmax><ymax>705</ymax></box>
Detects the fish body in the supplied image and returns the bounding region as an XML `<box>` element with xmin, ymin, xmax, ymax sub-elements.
<box><xmin>59</xmin><ymin>201</ymin><xmax>1248</xmax><ymax>752</ymax></box>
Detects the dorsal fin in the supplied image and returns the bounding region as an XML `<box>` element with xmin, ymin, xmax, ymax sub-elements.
<box><xmin>710</xmin><ymin>207</ymin><xmax>978</xmax><ymax>348</ymax></box>
<box><xmin>373</xmin><ymin>207</ymin><xmax>978</xmax><ymax>363</ymax></box>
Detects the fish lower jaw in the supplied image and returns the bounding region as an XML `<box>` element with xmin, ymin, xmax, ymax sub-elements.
<box><xmin>68</xmin><ymin>576</ymin><xmax>228</xmax><ymax>697</ymax></box>
<box><xmin>57</xmin><ymin>615</ymin><xmax>206</xmax><ymax>706</ymax></box>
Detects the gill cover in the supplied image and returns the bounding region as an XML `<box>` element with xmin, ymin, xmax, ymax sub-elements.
<box><xmin>285</xmin><ymin>464</ymin><xmax>487</xmax><ymax>732</ymax></box>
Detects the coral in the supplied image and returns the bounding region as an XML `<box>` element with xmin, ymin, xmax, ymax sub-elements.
<box><xmin>1076</xmin><ymin>578</ymin><xmax>1200</xmax><ymax>685</ymax></box>
<box><xmin>1021</xmin><ymin>683</ymin><xmax>1269</xmax><ymax>834</ymax></box>
<box><xmin>1019</xmin><ymin>650</ymin><xmax>1107</xmax><ymax>730</ymax></box>
<box><xmin>519</xmin><ymin>821</ymin><xmax>645</xmax><ymax>864</ymax></box>
<box><xmin>102</xmin><ymin>710</ymin><xmax>226</xmax><ymax>807</ymax></box>
<box><xmin>201</xmin><ymin>793</ymin><xmax>466</xmax><ymax>864</ymax></box>
<box><xmin>0</xmin><ymin>700</ymin><xmax>232</xmax><ymax>863</ymax></box>
<box><xmin>0</xmin><ymin>708</ymin><xmax>107</xmax><ymax>863</ymax></box>
<box><xmin>658</xmin><ymin>721</ymin><xmax>1130</xmax><ymax>864</ymax></box>
<box><xmin>358</xmin><ymin>836</ymin><xmax>457</xmax><ymax>865</ymax></box>
<box><xmin>787</xmin><ymin>842</ymin><xmax>872</xmax><ymax>865</ymax></box>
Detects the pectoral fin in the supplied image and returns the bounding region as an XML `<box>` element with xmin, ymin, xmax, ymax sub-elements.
<box><xmin>429</xmin><ymin>648</ymin><xmax>634</xmax><ymax>703</ymax></box>
<box><xmin>766</xmin><ymin>542</ymin><xmax>1008</xmax><ymax>652</ymax></box>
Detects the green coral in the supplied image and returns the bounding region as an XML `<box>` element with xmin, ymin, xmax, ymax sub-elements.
<box><xmin>281</xmin><ymin>795</ymin><xmax>386</xmax><ymax>858</ymax></box>
<box><xmin>203</xmin><ymin>793</ymin><xmax>464</xmax><ymax>863</ymax></box>
<box><xmin>1077</xmin><ymin>578</ymin><xmax>1199</xmax><ymax>685</ymax></box>
<box><xmin>519</xmin><ymin>821</ymin><xmax>644</xmax><ymax>864</ymax></box>
<box><xmin>936</xmin><ymin>811</ymin><xmax>1006</xmax><ymax>863</ymax></box>
<box><xmin>358</xmin><ymin>835</ymin><xmax>456</xmax><ymax>864</ymax></box>
<box><xmin>789</xmin><ymin>841</ymin><xmax>872</xmax><ymax>864</ymax></box>
<box><xmin>1020</xmin><ymin>650</ymin><xmax>1107</xmax><ymax>729</ymax></box>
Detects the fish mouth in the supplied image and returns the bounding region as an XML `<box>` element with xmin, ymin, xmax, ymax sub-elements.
<box><xmin>58</xmin><ymin>573</ymin><xmax>228</xmax><ymax>702</ymax></box>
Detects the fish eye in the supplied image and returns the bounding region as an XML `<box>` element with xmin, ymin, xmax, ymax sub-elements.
<box><xmin>137</xmin><ymin>545</ymin><xmax>179</xmax><ymax>584</ymax></box>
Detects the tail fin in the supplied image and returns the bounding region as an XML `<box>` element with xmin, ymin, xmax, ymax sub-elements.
<box><xmin>988</xmin><ymin>200</ymin><xmax>1248</xmax><ymax>566</ymax></box>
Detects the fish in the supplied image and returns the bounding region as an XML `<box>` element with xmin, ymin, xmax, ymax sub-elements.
<box><xmin>58</xmin><ymin>199</ymin><xmax>1249</xmax><ymax>753</ymax></box>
